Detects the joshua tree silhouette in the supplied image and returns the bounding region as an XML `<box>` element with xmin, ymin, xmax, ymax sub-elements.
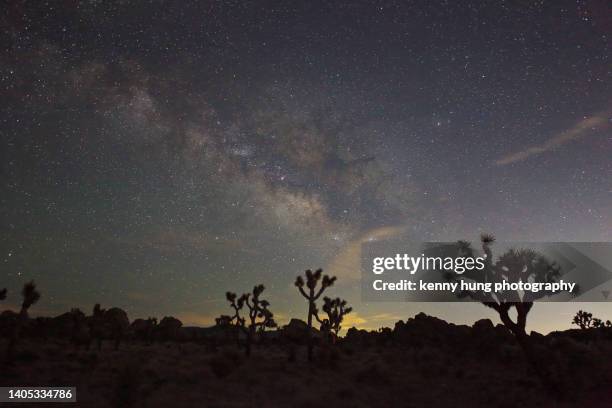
<box><xmin>427</xmin><ymin>234</ymin><xmax>562</xmax><ymax>394</ymax></box>
<box><xmin>431</xmin><ymin>235</ymin><xmax>563</xmax><ymax>337</ymax></box>
<box><xmin>295</xmin><ymin>268</ymin><xmax>336</xmax><ymax>361</ymax></box>
<box><xmin>20</xmin><ymin>281</ymin><xmax>41</xmax><ymax>316</ymax></box>
<box><xmin>315</xmin><ymin>297</ymin><xmax>352</xmax><ymax>342</ymax></box>
<box><xmin>0</xmin><ymin>288</ymin><xmax>6</xmax><ymax>301</ymax></box>
<box><xmin>244</xmin><ymin>284</ymin><xmax>276</xmax><ymax>355</ymax></box>
<box><xmin>7</xmin><ymin>281</ymin><xmax>41</xmax><ymax>359</ymax></box>
<box><xmin>220</xmin><ymin>284</ymin><xmax>276</xmax><ymax>356</ymax></box>
<box><xmin>592</xmin><ymin>318</ymin><xmax>612</xmax><ymax>328</ymax></box>
<box><xmin>573</xmin><ymin>311</ymin><xmax>612</xmax><ymax>329</ymax></box>
<box><xmin>572</xmin><ymin>310</ymin><xmax>593</xmax><ymax>329</ymax></box>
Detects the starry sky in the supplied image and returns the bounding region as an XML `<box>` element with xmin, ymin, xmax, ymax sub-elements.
<box><xmin>1</xmin><ymin>0</ymin><xmax>611</xmax><ymax>332</ymax></box>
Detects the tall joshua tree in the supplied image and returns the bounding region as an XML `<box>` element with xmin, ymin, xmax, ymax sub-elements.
<box><xmin>220</xmin><ymin>284</ymin><xmax>276</xmax><ymax>356</ymax></box>
<box><xmin>295</xmin><ymin>268</ymin><xmax>336</xmax><ymax>361</ymax></box>
<box><xmin>20</xmin><ymin>281</ymin><xmax>41</xmax><ymax>317</ymax></box>
<box><xmin>315</xmin><ymin>297</ymin><xmax>352</xmax><ymax>342</ymax></box>
<box><xmin>426</xmin><ymin>234</ymin><xmax>562</xmax><ymax>393</ymax></box>
<box><xmin>244</xmin><ymin>284</ymin><xmax>276</xmax><ymax>355</ymax></box>
<box><xmin>7</xmin><ymin>281</ymin><xmax>41</xmax><ymax>358</ymax></box>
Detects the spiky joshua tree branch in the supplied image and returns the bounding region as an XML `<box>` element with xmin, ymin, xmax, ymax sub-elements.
<box><xmin>572</xmin><ymin>310</ymin><xmax>593</xmax><ymax>330</ymax></box>
<box><xmin>7</xmin><ymin>281</ymin><xmax>41</xmax><ymax>359</ymax></box>
<box><xmin>20</xmin><ymin>280</ymin><xmax>41</xmax><ymax>317</ymax></box>
<box><xmin>295</xmin><ymin>268</ymin><xmax>336</xmax><ymax>361</ymax></box>
<box><xmin>220</xmin><ymin>284</ymin><xmax>276</xmax><ymax>356</ymax></box>
<box><xmin>314</xmin><ymin>296</ymin><xmax>352</xmax><ymax>343</ymax></box>
<box><xmin>427</xmin><ymin>234</ymin><xmax>562</xmax><ymax>394</ymax></box>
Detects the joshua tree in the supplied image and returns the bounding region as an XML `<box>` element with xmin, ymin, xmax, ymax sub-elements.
<box><xmin>215</xmin><ymin>314</ymin><xmax>234</xmax><ymax>326</ymax></box>
<box><xmin>295</xmin><ymin>268</ymin><xmax>336</xmax><ymax>361</ymax></box>
<box><xmin>0</xmin><ymin>288</ymin><xmax>6</xmax><ymax>301</ymax></box>
<box><xmin>7</xmin><ymin>281</ymin><xmax>41</xmax><ymax>358</ymax></box>
<box><xmin>218</xmin><ymin>292</ymin><xmax>247</xmax><ymax>347</ymax></box>
<box><xmin>20</xmin><ymin>281</ymin><xmax>41</xmax><ymax>317</ymax></box>
<box><xmin>220</xmin><ymin>284</ymin><xmax>276</xmax><ymax>356</ymax></box>
<box><xmin>243</xmin><ymin>284</ymin><xmax>276</xmax><ymax>355</ymax></box>
<box><xmin>426</xmin><ymin>235</ymin><xmax>562</xmax><ymax>393</ymax></box>
<box><xmin>222</xmin><ymin>291</ymin><xmax>247</xmax><ymax>328</ymax></box>
<box><xmin>431</xmin><ymin>235</ymin><xmax>562</xmax><ymax>338</ymax></box>
<box><xmin>572</xmin><ymin>310</ymin><xmax>593</xmax><ymax>329</ymax></box>
<box><xmin>592</xmin><ymin>318</ymin><xmax>612</xmax><ymax>328</ymax></box>
<box><xmin>573</xmin><ymin>311</ymin><xmax>612</xmax><ymax>329</ymax></box>
<box><xmin>315</xmin><ymin>297</ymin><xmax>352</xmax><ymax>342</ymax></box>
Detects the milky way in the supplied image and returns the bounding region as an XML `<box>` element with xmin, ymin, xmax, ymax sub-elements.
<box><xmin>1</xmin><ymin>1</ymin><xmax>611</xmax><ymax>331</ymax></box>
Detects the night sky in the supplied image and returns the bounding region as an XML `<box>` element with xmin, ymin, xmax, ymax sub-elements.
<box><xmin>1</xmin><ymin>1</ymin><xmax>611</xmax><ymax>332</ymax></box>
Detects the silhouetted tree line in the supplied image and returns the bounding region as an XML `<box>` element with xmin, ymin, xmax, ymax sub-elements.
<box><xmin>217</xmin><ymin>270</ymin><xmax>351</xmax><ymax>360</ymax></box>
<box><xmin>0</xmin><ymin>282</ymin><xmax>189</xmax><ymax>362</ymax></box>
<box><xmin>573</xmin><ymin>310</ymin><xmax>612</xmax><ymax>330</ymax></box>
<box><xmin>2</xmin><ymin>238</ymin><xmax>611</xmax><ymax>385</ymax></box>
<box><xmin>217</xmin><ymin>284</ymin><xmax>276</xmax><ymax>356</ymax></box>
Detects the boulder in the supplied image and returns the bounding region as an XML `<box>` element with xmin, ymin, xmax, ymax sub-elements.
<box><xmin>157</xmin><ymin>316</ymin><xmax>183</xmax><ymax>341</ymax></box>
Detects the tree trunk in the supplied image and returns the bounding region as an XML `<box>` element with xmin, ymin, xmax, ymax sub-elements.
<box><xmin>513</xmin><ymin>329</ymin><xmax>560</xmax><ymax>396</ymax></box>
<box><xmin>498</xmin><ymin>305</ymin><xmax>560</xmax><ymax>396</ymax></box>
<box><xmin>307</xmin><ymin>297</ymin><xmax>314</xmax><ymax>362</ymax></box>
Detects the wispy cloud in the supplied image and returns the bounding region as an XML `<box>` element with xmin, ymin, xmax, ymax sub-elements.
<box><xmin>495</xmin><ymin>109</ymin><xmax>611</xmax><ymax>166</ymax></box>
<box><xmin>325</xmin><ymin>225</ymin><xmax>406</xmax><ymax>281</ymax></box>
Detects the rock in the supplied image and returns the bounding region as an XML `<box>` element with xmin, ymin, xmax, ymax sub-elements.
<box><xmin>281</xmin><ymin>318</ymin><xmax>318</xmax><ymax>344</ymax></box>
<box><xmin>90</xmin><ymin>305</ymin><xmax>130</xmax><ymax>350</ymax></box>
<box><xmin>473</xmin><ymin>318</ymin><xmax>495</xmax><ymax>332</ymax></box>
<box><xmin>157</xmin><ymin>316</ymin><xmax>183</xmax><ymax>341</ymax></box>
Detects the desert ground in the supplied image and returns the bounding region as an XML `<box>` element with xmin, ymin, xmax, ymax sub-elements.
<box><xmin>1</xmin><ymin>313</ymin><xmax>612</xmax><ymax>408</ymax></box>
